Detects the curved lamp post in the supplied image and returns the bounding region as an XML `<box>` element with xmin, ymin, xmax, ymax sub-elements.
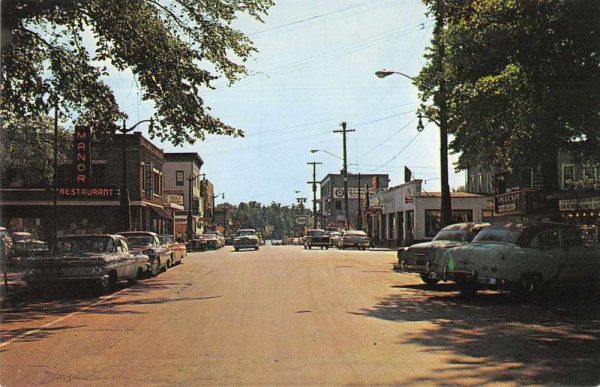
<box><xmin>375</xmin><ymin>68</ymin><xmax>452</xmax><ymax>227</ymax></box>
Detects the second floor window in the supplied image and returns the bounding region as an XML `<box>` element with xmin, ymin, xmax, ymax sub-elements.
<box><xmin>176</xmin><ymin>170</ymin><xmax>184</xmax><ymax>186</ymax></box>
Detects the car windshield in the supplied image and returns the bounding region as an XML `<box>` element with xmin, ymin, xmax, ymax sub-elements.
<box><xmin>159</xmin><ymin>236</ymin><xmax>172</xmax><ymax>244</ymax></box>
<box><xmin>54</xmin><ymin>236</ymin><xmax>114</xmax><ymax>254</ymax></box>
<box><xmin>473</xmin><ymin>229</ymin><xmax>524</xmax><ymax>245</ymax></box>
<box><xmin>307</xmin><ymin>230</ymin><xmax>325</xmax><ymax>237</ymax></box>
<box><xmin>202</xmin><ymin>234</ymin><xmax>217</xmax><ymax>239</ymax></box>
<box><xmin>13</xmin><ymin>233</ymin><xmax>32</xmax><ymax>242</ymax></box>
<box><xmin>236</xmin><ymin>230</ymin><xmax>256</xmax><ymax>236</ymax></box>
<box><xmin>125</xmin><ymin>235</ymin><xmax>156</xmax><ymax>246</ymax></box>
<box><xmin>433</xmin><ymin>230</ymin><xmax>473</xmax><ymax>242</ymax></box>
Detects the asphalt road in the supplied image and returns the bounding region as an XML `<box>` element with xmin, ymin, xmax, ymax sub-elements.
<box><xmin>1</xmin><ymin>245</ymin><xmax>599</xmax><ymax>385</ymax></box>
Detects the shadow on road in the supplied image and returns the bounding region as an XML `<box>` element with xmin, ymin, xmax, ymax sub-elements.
<box><xmin>352</xmin><ymin>288</ymin><xmax>600</xmax><ymax>385</ymax></box>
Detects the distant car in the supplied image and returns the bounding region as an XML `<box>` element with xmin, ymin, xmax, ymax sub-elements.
<box><xmin>224</xmin><ymin>236</ymin><xmax>235</xmax><ymax>246</ymax></box>
<box><xmin>394</xmin><ymin>223</ymin><xmax>489</xmax><ymax>286</ymax></box>
<box><xmin>328</xmin><ymin>231</ymin><xmax>343</xmax><ymax>248</ymax></box>
<box><xmin>187</xmin><ymin>235</ymin><xmax>207</xmax><ymax>252</ymax></box>
<box><xmin>304</xmin><ymin>229</ymin><xmax>331</xmax><ymax>250</ymax></box>
<box><xmin>271</xmin><ymin>239</ymin><xmax>283</xmax><ymax>246</ymax></box>
<box><xmin>118</xmin><ymin>231</ymin><xmax>172</xmax><ymax>276</ymax></box>
<box><xmin>23</xmin><ymin>234</ymin><xmax>148</xmax><ymax>295</ymax></box>
<box><xmin>340</xmin><ymin>230</ymin><xmax>369</xmax><ymax>250</ymax></box>
<box><xmin>202</xmin><ymin>233</ymin><xmax>222</xmax><ymax>249</ymax></box>
<box><xmin>433</xmin><ymin>222</ymin><xmax>600</xmax><ymax>299</ymax></box>
<box><xmin>11</xmin><ymin>232</ymin><xmax>49</xmax><ymax>258</ymax></box>
<box><xmin>233</xmin><ymin>229</ymin><xmax>260</xmax><ymax>251</ymax></box>
<box><xmin>159</xmin><ymin>234</ymin><xmax>186</xmax><ymax>264</ymax></box>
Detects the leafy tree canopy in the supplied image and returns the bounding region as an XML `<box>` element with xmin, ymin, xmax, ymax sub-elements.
<box><xmin>417</xmin><ymin>0</ymin><xmax>600</xmax><ymax>191</ymax></box>
<box><xmin>1</xmin><ymin>0</ymin><xmax>273</xmax><ymax>145</ymax></box>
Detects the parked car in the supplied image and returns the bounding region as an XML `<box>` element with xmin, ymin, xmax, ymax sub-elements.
<box><xmin>233</xmin><ymin>229</ymin><xmax>260</xmax><ymax>251</ymax></box>
<box><xmin>433</xmin><ymin>222</ymin><xmax>600</xmax><ymax>299</ymax></box>
<box><xmin>304</xmin><ymin>229</ymin><xmax>331</xmax><ymax>250</ymax></box>
<box><xmin>394</xmin><ymin>223</ymin><xmax>489</xmax><ymax>286</ymax></box>
<box><xmin>23</xmin><ymin>234</ymin><xmax>148</xmax><ymax>295</ymax></box>
<box><xmin>0</xmin><ymin>227</ymin><xmax>14</xmax><ymax>263</ymax></box>
<box><xmin>11</xmin><ymin>232</ymin><xmax>49</xmax><ymax>258</ymax></box>
<box><xmin>118</xmin><ymin>231</ymin><xmax>172</xmax><ymax>276</ymax></box>
<box><xmin>328</xmin><ymin>231</ymin><xmax>343</xmax><ymax>248</ymax></box>
<box><xmin>159</xmin><ymin>234</ymin><xmax>186</xmax><ymax>264</ymax></box>
<box><xmin>340</xmin><ymin>230</ymin><xmax>369</xmax><ymax>250</ymax></box>
<box><xmin>187</xmin><ymin>235</ymin><xmax>207</xmax><ymax>251</ymax></box>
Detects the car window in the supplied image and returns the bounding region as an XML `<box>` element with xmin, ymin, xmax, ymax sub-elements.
<box><xmin>535</xmin><ymin>230</ymin><xmax>560</xmax><ymax>247</ymax></box>
<box><xmin>115</xmin><ymin>239</ymin><xmax>124</xmax><ymax>252</ymax></box>
<box><xmin>433</xmin><ymin>230</ymin><xmax>472</xmax><ymax>242</ymax></box>
<box><xmin>473</xmin><ymin>229</ymin><xmax>524</xmax><ymax>245</ymax></box>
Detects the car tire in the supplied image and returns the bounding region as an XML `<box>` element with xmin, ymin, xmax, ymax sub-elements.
<box><xmin>458</xmin><ymin>282</ymin><xmax>478</xmax><ymax>297</ymax></box>
<box><xmin>511</xmin><ymin>274</ymin><xmax>542</xmax><ymax>302</ymax></box>
<box><xmin>128</xmin><ymin>268</ymin><xmax>143</xmax><ymax>286</ymax></box>
<box><xmin>96</xmin><ymin>272</ymin><xmax>116</xmax><ymax>295</ymax></box>
<box><xmin>255</xmin><ymin>246</ymin><xmax>259</xmax><ymax>251</ymax></box>
<box><xmin>309</xmin><ymin>246</ymin><xmax>312</xmax><ymax>250</ymax></box>
<box><xmin>420</xmin><ymin>273</ymin><xmax>440</xmax><ymax>287</ymax></box>
<box><xmin>235</xmin><ymin>247</ymin><xmax>239</xmax><ymax>252</ymax></box>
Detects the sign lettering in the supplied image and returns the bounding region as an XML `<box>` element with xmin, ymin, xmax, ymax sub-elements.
<box><xmin>72</xmin><ymin>126</ymin><xmax>91</xmax><ymax>184</ymax></box>
<box><xmin>144</xmin><ymin>163</ymin><xmax>154</xmax><ymax>199</ymax></box>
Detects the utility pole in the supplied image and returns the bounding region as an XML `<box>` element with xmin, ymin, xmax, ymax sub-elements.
<box><xmin>53</xmin><ymin>97</ymin><xmax>59</xmax><ymax>243</ymax></box>
<box><xmin>334</xmin><ymin>122</ymin><xmax>355</xmax><ymax>229</ymax></box>
<box><xmin>357</xmin><ymin>173</ymin><xmax>362</xmax><ymax>230</ymax></box>
<box><xmin>307</xmin><ymin>162</ymin><xmax>322</xmax><ymax>228</ymax></box>
<box><xmin>436</xmin><ymin>0</ymin><xmax>452</xmax><ymax>227</ymax></box>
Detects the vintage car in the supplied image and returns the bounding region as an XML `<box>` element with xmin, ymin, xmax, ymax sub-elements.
<box><xmin>394</xmin><ymin>223</ymin><xmax>489</xmax><ymax>286</ymax></box>
<box><xmin>233</xmin><ymin>229</ymin><xmax>260</xmax><ymax>251</ymax></box>
<box><xmin>11</xmin><ymin>232</ymin><xmax>49</xmax><ymax>258</ymax></box>
<box><xmin>0</xmin><ymin>227</ymin><xmax>14</xmax><ymax>263</ymax></box>
<box><xmin>187</xmin><ymin>235</ymin><xmax>207</xmax><ymax>251</ymax></box>
<box><xmin>433</xmin><ymin>222</ymin><xmax>600</xmax><ymax>299</ymax></box>
<box><xmin>159</xmin><ymin>234</ymin><xmax>187</xmax><ymax>263</ymax></box>
<box><xmin>328</xmin><ymin>231</ymin><xmax>343</xmax><ymax>248</ymax></box>
<box><xmin>304</xmin><ymin>229</ymin><xmax>331</xmax><ymax>250</ymax></box>
<box><xmin>340</xmin><ymin>230</ymin><xmax>369</xmax><ymax>250</ymax></box>
<box><xmin>118</xmin><ymin>231</ymin><xmax>172</xmax><ymax>276</ymax></box>
<box><xmin>202</xmin><ymin>233</ymin><xmax>223</xmax><ymax>249</ymax></box>
<box><xmin>23</xmin><ymin>234</ymin><xmax>148</xmax><ymax>295</ymax></box>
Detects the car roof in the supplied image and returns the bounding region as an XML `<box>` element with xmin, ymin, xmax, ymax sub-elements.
<box><xmin>237</xmin><ymin>229</ymin><xmax>256</xmax><ymax>232</ymax></box>
<box><xmin>308</xmin><ymin>229</ymin><xmax>325</xmax><ymax>232</ymax></box>
<box><xmin>441</xmin><ymin>222</ymin><xmax>490</xmax><ymax>232</ymax></box>
<box><xmin>118</xmin><ymin>231</ymin><xmax>159</xmax><ymax>236</ymax></box>
<box><xmin>59</xmin><ymin>234</ymin><xmax>119</xmax><ymax>239</ymax></box>
<box><xmin>12</xmin><ymin>232</ymin><xmax>31</xmax><ymax>236</ymax></box>
<box><xmin>486</xmin><ymin>222</ymin><xmax>575</xmax><ymax>233</ymax></box>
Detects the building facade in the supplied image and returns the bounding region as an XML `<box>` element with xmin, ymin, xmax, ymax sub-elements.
<box><xmin>319</xmin><ymin>173</ymin><xmax>389</xmax><ymax>230</ymax></box>
<box><xmin>369</xmin><ymin>180</ymin><xmax>490</xmax><ymax>247</ymax></box>
<box><xmin>163</xmin><ymin>152</ymin><xmax>205</xmax><ymax>239</ymax></box>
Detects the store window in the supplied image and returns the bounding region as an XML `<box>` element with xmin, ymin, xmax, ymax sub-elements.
<box><xmin>176</xmin><ymin>170</ymin><xmax>184</xmax><ymax>186</ymax></box>
<box><xmin>335</xmin><ymin>200</ymin><xmax>342</xmax><ymax>210</ymax></box>
<box><xmin>425</xmin><ymin>210</ymin><xmax>473</xmax><ymax>237</ymax></box>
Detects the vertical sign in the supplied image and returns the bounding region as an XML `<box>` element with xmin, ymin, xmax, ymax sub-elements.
<box><xmin>73</xmin><ymin>125</ymin><xmax>91</xmax><ymax>184</ymax></box>
<box><xmin>144</xmin><ymin>163</ymin><xmax>154</xmax><ymax>199</ymax></box>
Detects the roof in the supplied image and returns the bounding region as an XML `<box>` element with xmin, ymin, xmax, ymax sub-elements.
<box><xmin>164</xmin><ymin>152</ymin><xmax>204</xmax><ymax>167</ymax></box>
<box><xmin>117</xmin><ymin>231</ymin><xmax>159</xmax><ymax>236</ymax></box>
<box><xmin>441</xmin><ymin>222</ymin><xmax>490</xmax><ymax>231</ymax></box>
<box><xmin>420</xmin><ymin>192</ymin><xmax>486</xmax><ymax>198</ymax></box>
<box><xmin>487</xmin><ymin>222</ymin><xmax>575</xmax><ymax>233</ymax></box>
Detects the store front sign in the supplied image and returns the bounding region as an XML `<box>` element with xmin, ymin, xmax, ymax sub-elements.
<box><xmin>333</xmin><ymin>187</ymin><xmax>375</xmax><ymax>199</ymax></box>
<box><xmin>560</xmin><ymin>196</ymin><xmax>600</xmax><ymax>211</ymax></box>
<box><xmin>73</xmin><ymin>126</ymin><xmax>91</xmax><ymax>184</ymax></box>
<box><xmin>144</xmin><ymin>163</ymin><xmax>154</xmax><ymax>199</ymax></box>
<box><xmin>58</xmin><ymin>186</ymin><xmax>119</xmax><ymax>200</ymax></box>
<box><xmin>494</xmin><ymin>189</ymin><xmax>544</xmax><ymax>215</ymax></box>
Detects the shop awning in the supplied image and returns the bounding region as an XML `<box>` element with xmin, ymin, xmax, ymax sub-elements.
<box><xmin>149</xmin><ymin>205</ymin><xmax>173</xmax><ymax>220</ymax></box>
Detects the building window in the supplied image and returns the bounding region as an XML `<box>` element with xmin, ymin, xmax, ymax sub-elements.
<box><xmin>335</xmin><ymin>200</ymin><xmax>342</xmax><ymax>210</ymax></box>
<box><xmin>153</xmin><ymin>172</ymin><xmax>161</xmax><ymax>196</ymax></box>
<box><xmin>425</xmin><ymin>210</ymin><xmax>473</xmax><ymax>237</ymax></box>
<box><xmin>562</xmin><ymin>164</ymin><xmax>575</xmax><ymax>190</ymax></box>
<box><xmin>176</xmin><ymin>170</ymin><xmax>184</xmax><ymax>186</ymax></box>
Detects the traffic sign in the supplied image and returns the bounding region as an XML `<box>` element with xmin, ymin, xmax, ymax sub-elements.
<box><xmin>295</xmin><ymin>216</ymin><xmax>308</xmax><ymax>225</ymax></box>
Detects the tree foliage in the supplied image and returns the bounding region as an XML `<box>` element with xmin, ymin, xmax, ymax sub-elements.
<box><xmin>417</xmin><ymin>0</ymin><xmax>600</xmax><ymax>192</ymax></box>
<box><xmin>0</xmin><ymin>113</ymin><xmax>72</xmax><ymax>187</ymax></box>
<box><xmin>1</xmin><ymin>0</ymin><xmax>273</xmax><ymax>145</ymax></box>
<box><xmin>221</xmin><ymin>201</ymin><xmax>309</xmax><ymax>238</ymax></box>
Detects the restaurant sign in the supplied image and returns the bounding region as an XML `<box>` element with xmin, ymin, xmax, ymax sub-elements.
<box><xmin>494</xmin><ymin>189</ymin><xmax>545</xmax><ymax>215</ymax></box>
<box><xmin>144</xmin><ymin>163</ymin><xmax>154</xmax><ymax>199</ymax></box>
<box><xmin>73</xmin><ymin>125</ymin><xmax>91</xmax><ymax>184</ymax></box>
<box><xmin>57</xmin><ymin>186</ymin><xmax>119</xmax><ymax>200</ymax></box>
<box><xmin>333</xmin><ymin>187</ymin><xmax>375</xmax><ymax>199</ymax></box>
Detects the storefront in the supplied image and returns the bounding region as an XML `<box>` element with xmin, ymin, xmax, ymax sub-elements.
<box><xmin>493</xmin><ymin>189</ymin><xmax>549</xmax><ymax>222</ymax></box>
<box><xmin>555</xmin><ymin>192</ymin><xmax>600</xmax><ymax>243</ymax></box>
<box><xmin>369</xmin><ymin>180</ymin><xmax>489</xmax><ymax>247</ymax></box>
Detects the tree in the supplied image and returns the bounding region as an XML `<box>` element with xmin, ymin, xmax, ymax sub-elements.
<box><xmin>1</xmin><ymin>0</ymin><xmax>273</xmax><ymax>145</ymax></box>
<box><xmin>0</xmin><ymin>113</ymin><xmax>71</xmax><ymax>187</ymax></box>
<box><xmin>417</xmin><ymin>0</ymin><xmax>600</xmax><ymax>194</ymax></box>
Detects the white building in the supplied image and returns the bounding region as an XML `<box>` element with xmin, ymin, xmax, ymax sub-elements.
<box><xmin>369</xmin><ymin>180</ymin><xmax>491</xmax><ymax>247</ymax></box>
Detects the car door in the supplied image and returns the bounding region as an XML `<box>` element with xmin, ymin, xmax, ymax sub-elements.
<box><xmin>533</xmin><ymin>229</ymin><xmax>568</xmax><ymax>284</ymax></box>
<box><xmin>561</xmin><ymin>228</ymin><xmax>599</xmax><ymax>284</ymax></box>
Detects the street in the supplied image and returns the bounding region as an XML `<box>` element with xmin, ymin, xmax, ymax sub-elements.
<box><xmin>1</xmin><ymin>245</ymin><xmax>599</xmax><ymax>386</ymax></box>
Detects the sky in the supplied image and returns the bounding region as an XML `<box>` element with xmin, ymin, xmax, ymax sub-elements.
<box><xmin>105</xmin><ymin>0</ymin><xmax>465</xmax><ymax>206</ymax></box>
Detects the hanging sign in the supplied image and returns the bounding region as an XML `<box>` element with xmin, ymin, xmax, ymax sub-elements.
<box><xmin>144</xmin><ymin>163</ymin><xmax>154</xmax><ymax>199</ymax></box>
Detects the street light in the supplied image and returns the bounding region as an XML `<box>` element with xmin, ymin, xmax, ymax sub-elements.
<box><xmin>211</xmin><ymin>193</ymin><xmax>225</xmax><ymax>230</ymax></box>
<box><xmin>375</xmin><ymin>68</ymin><xmax>452</xmax><ymax>227</ymax></box>
<box><xmin>310</xmin><ymin>149</ymin><xmax>343</xmax><ymax>160</ymax></box>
